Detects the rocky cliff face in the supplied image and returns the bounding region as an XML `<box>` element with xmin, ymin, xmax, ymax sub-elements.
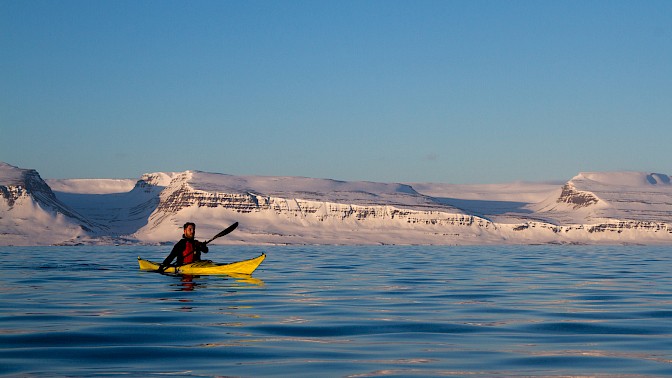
<box><xmin>516</xmin><ymin>172</ymin><xmax>672</xmax><ymax>243</ymax></box>
<box><xmin>135</xmin><ymin>170</ymin><xmax>672</xmax><ymax>245</ymax></box>
<box><xmin>1</xmin><ymin>166</ymin><xmax>51</xmax><ymax>206</ymax></box>
<box><xmin>0</xmin><ymin>163</ymin><xmax>95</xmax><ymax>245</ymax></box>
<box><xmin>557</xmin><ymin>183</ymin><xmax>601</xmax><ymax>209</ymax></box>
<box><xmin>0</xmin><ymin>165</ymin><xmax>94</xmax><ymax>229</ymax></box>
<box><xmin>140</xmin><ymin>171</ymin><xmax>491</xmax><ymax>240</ymax></box>
<box><xmin>2</xmin><ymin>163</ymin><xmax>672</xmax><ymax>245</ymax></box>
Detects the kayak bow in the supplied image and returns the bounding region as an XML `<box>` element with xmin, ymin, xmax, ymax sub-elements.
<box><xmin>138</xmin><ymin>253</ymin><xmax>266</xmax><ymax>275</ymax></box>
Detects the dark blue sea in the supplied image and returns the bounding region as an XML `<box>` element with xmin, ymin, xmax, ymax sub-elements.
<box><xmin>1</xmin><ymin>245</ymin><xmax>670</xmax><ymax>377</ymax></box>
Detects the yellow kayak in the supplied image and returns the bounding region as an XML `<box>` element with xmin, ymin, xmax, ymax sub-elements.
<box><xmin>138</xmin><ymin>253</ymin><xmax>266</xmax><ymax>275</ymax></box>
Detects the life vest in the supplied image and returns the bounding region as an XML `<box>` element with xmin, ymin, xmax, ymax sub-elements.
<box><xmin>182</xmin><ymin>240</ymin><xmax>195</xmax><ymax>264</ymax></box>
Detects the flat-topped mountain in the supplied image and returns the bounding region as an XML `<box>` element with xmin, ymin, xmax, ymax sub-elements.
<box><xmin>2</xmin><ymin>162</ymin><xmax>671</xmax><ymax>245</ymax></box>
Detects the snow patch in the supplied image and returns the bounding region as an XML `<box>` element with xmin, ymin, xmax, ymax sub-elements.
<box><xmin>46</xmin><ymin>179</ymin><xmax>136</xmax><ymax>194</ymax></box>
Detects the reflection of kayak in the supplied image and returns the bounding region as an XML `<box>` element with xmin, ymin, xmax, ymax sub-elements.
<box><xmin>138</xmin><ymin>253</ymin><xmax>266</xmax><ymax>275</ymax></box>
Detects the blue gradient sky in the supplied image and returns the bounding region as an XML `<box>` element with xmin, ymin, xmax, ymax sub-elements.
<box><xmin>2</xmin><ymin>0</ymin><xmax>671</xmax><ymax>184</ymax></box>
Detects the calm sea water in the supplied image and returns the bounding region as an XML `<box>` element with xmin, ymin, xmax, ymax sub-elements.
<box><xmin>1</xmin><ymin>245</ymin><xmax>670</xmax><ymax>377</ymax></box>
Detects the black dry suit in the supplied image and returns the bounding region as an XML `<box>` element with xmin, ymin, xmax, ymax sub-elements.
<box><xmin>160</xmin><ymin>237</ymin><xmax>209</xmax><ymax>268</ymax></box>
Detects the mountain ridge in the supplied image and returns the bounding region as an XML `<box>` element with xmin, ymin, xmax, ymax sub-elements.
<box><xmin>2</xmin><ymin>162</ymin><xmax>671</xmax><ymax>246</ymax></box>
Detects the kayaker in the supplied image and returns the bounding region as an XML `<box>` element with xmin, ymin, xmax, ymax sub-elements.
<box><xmin>158</xmin><ymin>222</ymin><xmax>209</xmax><ymax>273</ymax></box>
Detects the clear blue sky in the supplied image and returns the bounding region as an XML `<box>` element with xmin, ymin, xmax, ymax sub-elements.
<box><xmin>2</xmin><ymin>0</ymin><xmax>671</xmax><ymax>184</ymax></box>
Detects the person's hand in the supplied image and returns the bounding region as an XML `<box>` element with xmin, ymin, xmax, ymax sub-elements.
<box><xmin>157</xmin><ymin>264</ymin><xmax>166</xmax><ymax>273</ymax></box>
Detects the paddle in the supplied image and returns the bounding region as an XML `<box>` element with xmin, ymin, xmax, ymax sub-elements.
<box><xmin>204</xmin><ymin>222</ymin><xmax>239</xmax><ymax>245</ymax></box>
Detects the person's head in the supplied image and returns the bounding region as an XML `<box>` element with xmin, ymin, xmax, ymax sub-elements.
<box><xmin>183</xmin><ymin>222</ymin><xmax>196</xmax><ymax>239</ymax></box>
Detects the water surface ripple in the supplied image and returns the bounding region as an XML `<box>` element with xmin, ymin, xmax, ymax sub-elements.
<box><xmin>1</xmin><ymin>245</ymin><xmax>670</xmax><ymax>377</ymax></box>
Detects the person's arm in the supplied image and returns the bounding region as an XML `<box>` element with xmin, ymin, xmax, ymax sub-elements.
<box><xmin>158</xmin><ymin>241</ymin><xmax>182</xmax><ymax>272</ymax></box>
<box><xmin>197</xmin><ymin>240</ymin><xmax>209</xmax><ymax>254</ymax></box>
<box><xmin>191</xmin><ymin>240</ymin><xmax>208</xmax><ymax>261</ymax></box>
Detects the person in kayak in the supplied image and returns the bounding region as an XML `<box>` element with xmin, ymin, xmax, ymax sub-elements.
<box><xmin>158</xmin><ymin>222</ymin><xmax>209</xmax><ymax>273</ymax></box>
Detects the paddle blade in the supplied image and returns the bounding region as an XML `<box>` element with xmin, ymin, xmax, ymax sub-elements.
<box><xmin>206</xmin><ymin>222</ymin><xmax>238</xmax><ymax>244</ymax></box>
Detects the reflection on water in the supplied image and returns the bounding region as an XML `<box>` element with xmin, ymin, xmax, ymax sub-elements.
<box><xmin>179</xmin><ymin>274</ymin><xmax>196</xmax><ymax>291</ymax></box>
<box><xmin>0</xmin><ymin>245</ymin><xmax>670</xmax><ymax>377</ymax></box>
<box><xmin>165</xmin><ymin>272</ymin><xmax>265</xmax><ymax>292</ymax></box>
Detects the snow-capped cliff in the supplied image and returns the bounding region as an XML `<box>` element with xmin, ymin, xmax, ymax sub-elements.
<box><xmin>530</xmin><ymin>172</ymin><xmax>672</xmax><ymax>223</ymax></box>
<box><xmin>132</xmin><ymin>171</ymin><xmax>489</xmax><ymax>245</ymax></box>
<box><xmin>0</xmin><ymin>163</ymin><xmax>94</xmax><ymax>245</ymax></box>
<box><xmin>2</xmin><ymin>162</ymin><xmax>671</xmax><ymax>245</ymax></box>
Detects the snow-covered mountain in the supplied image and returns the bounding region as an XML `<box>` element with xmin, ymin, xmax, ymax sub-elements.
<box><xmin>0</xmin><ymin>163</ymin><xmax>97</xmax><ymax>245</ymax></box>
<box><xmin>2</xmin><ymin>162</ymin><xmax>671</xmax><ymax>245</ymax></box>
<box><xmin>132</xmin><ymin>171</ymin><xmax>486</xmax><ymax>245</ymax></box>
<box><xmin>46</xmin><ymin>173</ymin><xmax>169</xmax><ymax>238</ymax></box>
<box><xmin>532</xmin><ymin>172</ymin><xmax>672</xmax><ymax>223</ymax></box>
